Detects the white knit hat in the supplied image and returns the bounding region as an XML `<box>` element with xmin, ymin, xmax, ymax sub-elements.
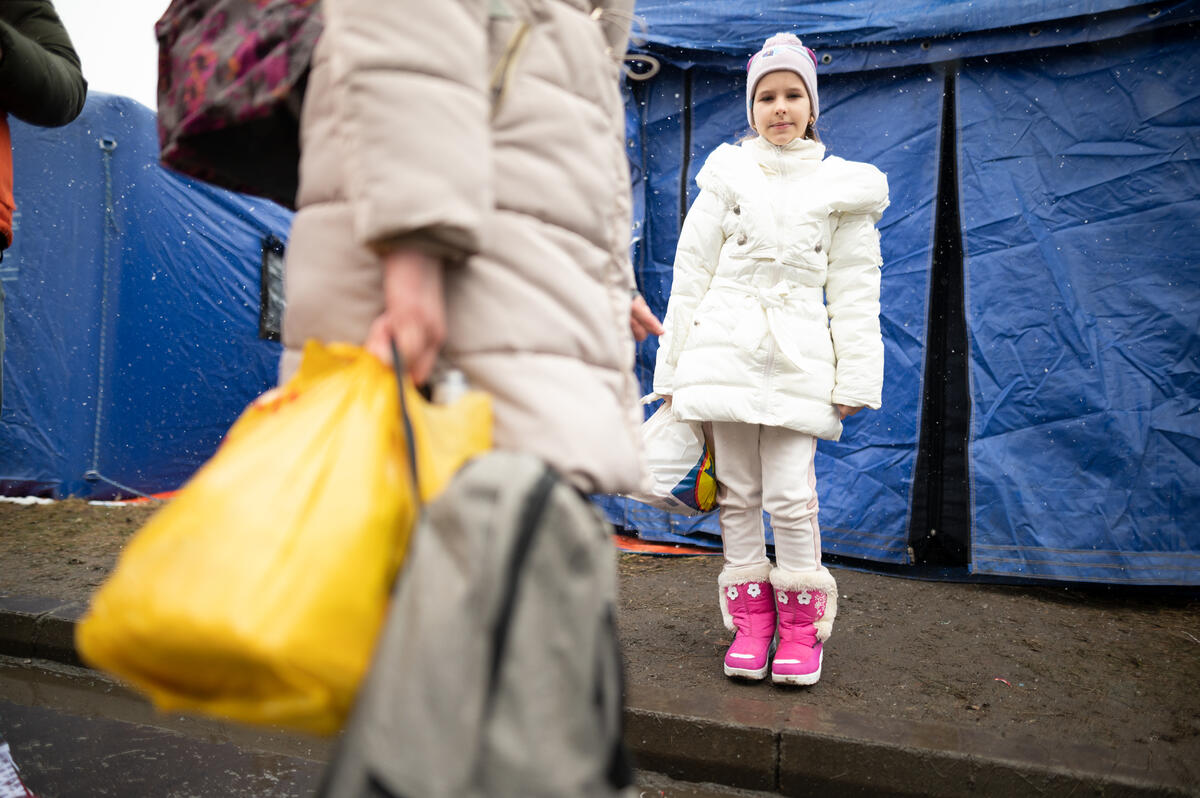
<box><xmin>745</xmin><ymin>33</ymin><xmax>820</xmax><ymax>130</ymax></box>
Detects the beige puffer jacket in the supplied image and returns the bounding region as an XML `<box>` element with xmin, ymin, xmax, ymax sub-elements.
<box><xmin>281</xmin><ymin>0</ymin><xmax>646</xmax><ymax>494</ymax></box>
<box><xmin>653</xmin><ymin>136</ymin><xmax>889</xmax><ymax>441</ymax></box>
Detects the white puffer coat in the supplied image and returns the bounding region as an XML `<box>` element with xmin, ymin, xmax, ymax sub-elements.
<box><xmin>653</xmin><ymin>136</ymin><xmax>889</xmax><ymax>441</ymax></box>
<box><xmin>280</xmin><ymin>0</ymin><xmax>646</xmax><ymax>494</ymax></box>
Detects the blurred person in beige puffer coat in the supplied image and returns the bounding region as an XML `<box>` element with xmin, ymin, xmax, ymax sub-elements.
<box><xmin>280</xmin><ymin>0</ymin><xmax>657</xmax><ymax>496</ymax></box>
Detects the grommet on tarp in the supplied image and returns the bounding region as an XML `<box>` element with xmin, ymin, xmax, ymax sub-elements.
<box><xmin>624</xmin><ymin>54</ymin><xmax>661</xmax><ymax>81</ymax></box>
<box><xmin>98</xmin><ymin>137</ymin><xmax>117</xmax><ymax>152</ymax></box>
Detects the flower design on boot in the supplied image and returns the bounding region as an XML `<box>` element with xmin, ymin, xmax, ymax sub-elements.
<box><xmin>798</xmin><ymin>590</ymin><xmax>812</xmax><ymax>606</ymax></box>
<box><xmin>777</xmin><ymin>590</ymin><xmax>788</xmax><ymax>605</ymax></box>
<box><xmin>724</xmin><ymin>579</ymin><xmax>775</xmax><ymax>681</ymax></box>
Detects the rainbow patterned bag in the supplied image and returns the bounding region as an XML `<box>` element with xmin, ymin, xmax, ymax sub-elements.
<box><xmin>626</xmin><ymin>398</ymin><xmax>718</xmax><ymax>516</ymax></box>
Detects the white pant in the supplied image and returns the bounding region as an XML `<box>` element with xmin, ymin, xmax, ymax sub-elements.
<box><xmin>709</xmin><ymin>422</ymin><xmax>822</xmax><ymax>573</ymax></box>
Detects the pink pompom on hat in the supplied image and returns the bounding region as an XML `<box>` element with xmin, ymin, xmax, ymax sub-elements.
<box><xmin>745</xmin><ymin>33</ymin><xmax>819</xmax><ymax>130</ymax></box>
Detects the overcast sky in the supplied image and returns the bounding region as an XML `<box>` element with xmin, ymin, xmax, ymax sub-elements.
<box><xmin>54</xmin><ymin>0</ymin><xmax>166</xmax><ymax>110</ymax></box>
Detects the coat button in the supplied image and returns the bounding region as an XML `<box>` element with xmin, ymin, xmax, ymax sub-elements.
<box><xmin>815</xmin><ymin>243</ymin><xmax>823</xmax><ymax>252</ymax></box>
<box><xmin>738</xmin><ymin>234</ymin><xmax>747</xmax><ymax>245</ymax></box>
<box><xmin>732</xmin><ymin>205</ymin><xmax>741</xmax><ymax>215</ymax></box>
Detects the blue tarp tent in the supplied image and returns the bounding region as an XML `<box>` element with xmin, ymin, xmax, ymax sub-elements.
<box><xmin>603</xmin><ymin>1</ymin><xmax>1200</xmax><ymax>584</ymax></box>
<box><xmin>0</xmin><ymin>93</ymin><xmax>292</xmax><ymax>500</ymax></box>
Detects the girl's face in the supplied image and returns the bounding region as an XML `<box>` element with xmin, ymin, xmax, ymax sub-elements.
<box><xmin>752</xmin><ymin>71</ymin><xmax>813</xmax><ymax>146</ymax></box>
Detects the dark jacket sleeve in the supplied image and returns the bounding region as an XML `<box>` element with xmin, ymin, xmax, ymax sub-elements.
<box><xmin>0</xmin><ymin>0</ymin><xmax>87</xmax><ymax>127</ymax></box>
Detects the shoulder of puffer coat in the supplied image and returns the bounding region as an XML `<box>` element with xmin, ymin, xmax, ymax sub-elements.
<box><xmin>821</xmin><ymin>156</ymin><xmax>890</xmax><ymax>220</ymax></box>
<box><xmin>695</xmin><ymin>143</ymin><xmax>753</xmax><ymax>204</ymax></box>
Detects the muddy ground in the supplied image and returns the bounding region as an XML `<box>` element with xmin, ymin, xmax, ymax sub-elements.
<box><xmin>2</xmin><ymin>498</ymin><xmax>1199</xmax><ymax>786</ymax></box>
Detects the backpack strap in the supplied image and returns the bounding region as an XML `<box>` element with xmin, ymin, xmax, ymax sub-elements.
<box><xmin>458</xmin><ymin>463</ymin><xmax>557</xmax><ymax>790</ymax></box>
<box><xmin>483</xmin><ymin>465</ymin><xmax>559</xmax><ymax>707</ymax></box>
<box><xmin>478</xmin><ymin>470</ymin><xmax>635</xmax><ymax>792</ymax></box>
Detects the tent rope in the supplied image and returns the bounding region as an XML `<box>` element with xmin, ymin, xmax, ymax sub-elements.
<box><xmin>83</xmin><ymin>470</ymin><xmax>163</xmax><ymax>503</ymax></box>
<box><xmin>83</xmin><ymin>137</ymin><xmax>149</xmax><ymax>500</ymax></box>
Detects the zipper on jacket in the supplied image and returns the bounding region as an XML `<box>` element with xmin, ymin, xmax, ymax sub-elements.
<box><xmin>760</xmin><ymin>142</ymin><xmax>789</xmax><ymax>406</ymax></box>
<box><xmin>490</xmin><ymin>21</ymin><xmax>532</xmax><ymax>118</ymax></box>
<box><xmin>772</xmin><ymin>143</ymin><xmax>787</xmax><ymax>264</ymax></box>
<box><xmin>761</xmin><ymin>334</ymin><xmax>778</xmax><ymax>409</ymax></box>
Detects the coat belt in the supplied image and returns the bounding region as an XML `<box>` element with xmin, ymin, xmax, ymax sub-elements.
<box><xmin>708</xmin><ymin>276</ymin><xmax>822</xmax><ymax>373</ymax></box>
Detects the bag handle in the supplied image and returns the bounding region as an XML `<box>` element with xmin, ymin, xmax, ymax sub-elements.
<box><xmin>390</xmin><ymin>341</ymin><xmax>423</xmax><ymax>509</ymax></box>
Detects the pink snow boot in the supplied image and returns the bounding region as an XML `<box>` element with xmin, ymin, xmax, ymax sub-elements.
<box><xmin>770</xmin><ymin>567</ymin><xmax>838</xmax><ymax>686</ymax></box>
<box><xmin>719</xmin><ymin>564</ymin><xmax>776</xmax><ymax>680</ymax></box>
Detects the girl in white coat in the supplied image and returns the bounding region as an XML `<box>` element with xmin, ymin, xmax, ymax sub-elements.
<box><xmin>653</xmin><ymin>33</ymin><xmax>889</xmax><ymax>685</ymax></box>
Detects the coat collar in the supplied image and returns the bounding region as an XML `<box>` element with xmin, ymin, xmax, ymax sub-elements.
<box><xmin>743</xmin><ymin>135</ymin><xmax>826</xmax><ymax>175</ymax></box>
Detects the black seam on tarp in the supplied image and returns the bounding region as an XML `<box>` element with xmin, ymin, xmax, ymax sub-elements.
<box><xmin>909</xmin><ymin>64</ymin><xmax>971</xmax><ymax>566</ymax></box>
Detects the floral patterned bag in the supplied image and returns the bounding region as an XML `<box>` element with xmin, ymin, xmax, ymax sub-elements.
<box><xmin>155</xmin><ymin>0</ymin><xmax>322</xmax><ymax>208</ymax></box>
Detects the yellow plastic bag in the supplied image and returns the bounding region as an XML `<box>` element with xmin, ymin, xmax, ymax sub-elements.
<box><xmin>76</xmin><ymin>341</ymin><xmax>491</xmax><ymax>735</ymax></box>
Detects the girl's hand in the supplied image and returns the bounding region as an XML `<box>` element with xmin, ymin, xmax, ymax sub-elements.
<box><xmin>364</xmin><ymin>248</ymin><xmax>446</xmax><ymax>385</ymax></box>
<box><xmin>835</xmin><ymin>404</ymin><xmax>863</xmax><ymax>420</ymax></box>
<box><xmin>630</xmin><ymin>293</ymin><xmax>664</xmax><ymax>341</ymax></box>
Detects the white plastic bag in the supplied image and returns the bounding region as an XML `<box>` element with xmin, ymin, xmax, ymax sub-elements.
<box><xmin>625</xmin><ymin>397</ymin><xmax>717</xmax><ymax>515</ymax></box>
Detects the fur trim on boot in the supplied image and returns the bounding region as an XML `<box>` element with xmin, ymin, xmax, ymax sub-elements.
<box><xmin>769</xmin><ymin>566</ymin><xmax>838</xmax><ymax>642</ymax></box>
<box><xmin>718</xmin><ymin>562</ymin><xmax>773</xmax><ymax>632</ymax></box>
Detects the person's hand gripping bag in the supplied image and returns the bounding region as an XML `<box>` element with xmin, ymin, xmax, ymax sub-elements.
<box><xmin>624</xmin><ymin>396</ymin><xmax>717</xmax><ymax>515</ymax></box>
<box><xmin>75</xmin><ymin>341</ymin><xmax>492</xmax><ymax>735</ymax></box>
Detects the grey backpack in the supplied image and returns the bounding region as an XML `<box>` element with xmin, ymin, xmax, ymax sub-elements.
<box><xmin>317</xmin><ymin>451</ymin><xmax>633</xmax><ymax>798</ymax></box>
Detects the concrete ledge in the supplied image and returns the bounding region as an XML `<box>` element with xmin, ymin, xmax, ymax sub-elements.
<box><xmin>35</xmin><ymin>601</ymin><xmax>87</xmax><ymax>667</ymax></box>
<box><xmin>0</xmin><ymin>595</ymin><xmax>51</xmax><ymax>657</ymax></box>
<box><xmin>623</xmin><ymin>682</ymin><xmax>1196</xmax><ymax>798</ymax></box>
<box><xmin>626</xmin><ymin>707</ymin><xmax>777</xmax><ymax>791</ymax></box>
<box><xmin>778</xmin><ymin>719</ymin><xmax>1195</xmax><ymax>798</ymax></box>
<box><xmin>625</xmin><ymin>681</ymin><xmax>792</xmax><ymax>791</ymax></box>
<box><xmin>0</xmin><ymin>595</ymin><xmax>85</xmax><ymax>665</ymax></box>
